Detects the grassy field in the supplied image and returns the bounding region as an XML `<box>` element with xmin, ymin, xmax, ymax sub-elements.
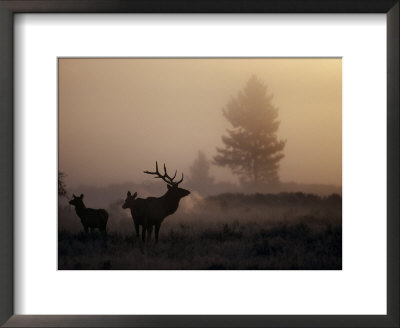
<box><xmin>58</xmin><ymin>192</ymin><xmax>342</xmax><ymax>270</ymax></box>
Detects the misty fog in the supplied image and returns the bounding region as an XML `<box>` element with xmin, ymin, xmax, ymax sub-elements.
<box><xmin>59</xmin><ymin>58</ymin><xmax>341</xmax><ymax>195</ymax></box>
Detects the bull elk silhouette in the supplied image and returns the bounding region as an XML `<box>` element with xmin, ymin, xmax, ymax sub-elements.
<box><xmin>122</xmin><ymin>162</ymin><xmax>190</xmax><ymax>242</ymax></box>
<box><xmin>69</xmin><ymin>194</ymin><xmax>109</xmax><ymax>233</ymax></box>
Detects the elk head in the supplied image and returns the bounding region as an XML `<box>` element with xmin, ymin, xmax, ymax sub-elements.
<box><xmin>122</xmin><ymin>191</ymin><xmax>137</xmax><ymax>209</ymax></box>
<box><xmin>69</xmin><ymin>194</ymin><xmax>84</xmax><ymax>207</ymax></box>
<box><xmin>144</xmin><ymin>162</ymin><xmax>190</xmax><ymax>199</ymax></box>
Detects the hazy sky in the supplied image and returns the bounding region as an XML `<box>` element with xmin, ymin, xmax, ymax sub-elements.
<box><xmin>59</xmin><ymin>58</ymin><xmax>341</xmax><ymax>188</ymax></box>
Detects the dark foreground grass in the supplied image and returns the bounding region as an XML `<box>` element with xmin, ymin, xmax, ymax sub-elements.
<box><xmin>58</xmin><ymin>219</ymin><xmax>341</xmax><ymax>270</ymax></box>
<box><xmin>59</xmin><ymin>192</ymin><xmax>342</xmax><ymax>270</ymax></box>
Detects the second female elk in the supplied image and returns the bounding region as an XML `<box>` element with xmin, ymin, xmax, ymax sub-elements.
<box><xmin>69</xmin><ymin>194</ymin><xmax>109</xmax><ymax>233</ymax></box>
<box><xmin>121</xmin><ymin>191</ymin><xmax>144</xmax><ymax>238</ymax></box>
<box><xmin>122</xmin><ymin>162</ymin><xmax>190</xmax><ymax>242</ymax></box>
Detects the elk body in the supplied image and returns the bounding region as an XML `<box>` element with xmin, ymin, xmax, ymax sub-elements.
<box><xmin>69</xmin><ymin>194</ymin><xmax>109</xmax><ymax>233</ymax></box>
<box><xmin>122</xmin><ymin>162</ymin><xmax>190</xmax><ymax>242</ymax></box>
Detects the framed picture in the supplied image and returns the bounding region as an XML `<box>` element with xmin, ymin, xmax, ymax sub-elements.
<box><xmin>58</xmin><ymin>57</ymin><xmax>343</xmax><ymax>271</ymax></box>
<box><xmin>0</xmin><ymin>0</ymin><xmax>398</xmax><ymax>327</ymax></box>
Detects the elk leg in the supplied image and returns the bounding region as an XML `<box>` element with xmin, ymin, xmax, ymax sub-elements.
<box><xmin>142</xmin><ymin>225</ymin><xmax>146</xmax><ymax>242</ymax></box>
<box><xmin>101</xmin><ymin>228</ymin><xmax>108</xmax><ymax>245</ymax></box>
<box><xmin>147</xmin><ymin>226</ymin><xmax>153</xmax><ymax>242</ymax></box>
<box><xmin>134</xmin><ymin>222</ymin><xmax>140</xmax><ymax>237</ymax></box>
<box><xmin>155</xmin><ymin>224</ymin><xmax>161</xmax><ymax>243</ymax></box>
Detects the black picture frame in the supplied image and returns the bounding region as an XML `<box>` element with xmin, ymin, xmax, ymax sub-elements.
<box><xmin>0</xmin><ymin>1</ymin><xmax>398</xmax><ymax>327</ymax></box>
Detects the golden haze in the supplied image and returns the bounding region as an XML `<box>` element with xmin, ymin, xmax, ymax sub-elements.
<box><xmin>59</xmin><ymin>58</ymin><xmax>341</xmax><ymax>188</ymax></box>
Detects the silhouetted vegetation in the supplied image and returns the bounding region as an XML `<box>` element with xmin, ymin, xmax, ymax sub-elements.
<box><xmin>58</xmin><ymin>171</ymin><xmax>68</xmax><ymax>197</ymax></box>
<box><xmin>59</xmin><ymin>192</ymin><xmax>341</xmax><ymax>270</ymax></box>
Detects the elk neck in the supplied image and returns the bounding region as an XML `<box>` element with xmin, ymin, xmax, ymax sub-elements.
<box><xmin>74</xmin><ymin>203</ymin><xmax>87</xmax><ymax>217</ymax></box>
<box><xmin>162</xmin><ymin>189</ymin><xmax>182</xmax><ymax>216</ymax></box>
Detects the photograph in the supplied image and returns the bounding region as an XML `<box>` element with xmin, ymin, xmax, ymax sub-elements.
<box><xmin>58</xmin><ymin>58</ymin><xmax>342</xmax><ymax>270</ymax></box>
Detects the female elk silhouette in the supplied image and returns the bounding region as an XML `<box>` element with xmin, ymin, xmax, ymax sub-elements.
<box><xmin>122</xmin><ymin>162</ymin><xmax>190</xmax><ymax>242</ymax></box>
<box><xmin>69</xmin><ymin>194</ymin><xmax>109</xmax><ymax>233</ymax></box>
<box><xmin>121</xmin><ymin>191</ymin><xmax>144</xmax><ymax>238</ymax></box>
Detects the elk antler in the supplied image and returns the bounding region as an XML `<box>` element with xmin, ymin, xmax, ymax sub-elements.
<box><xmin>144</xmin><ymin>162</ymin><xmax>184</xmax><ymax>187</ymax></box>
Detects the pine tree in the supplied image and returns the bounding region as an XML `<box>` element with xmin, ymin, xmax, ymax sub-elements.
<box><xmin>214</xmin><ymin>75</ymin><xmax>286</xmax><ymax>186</ymax></box>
